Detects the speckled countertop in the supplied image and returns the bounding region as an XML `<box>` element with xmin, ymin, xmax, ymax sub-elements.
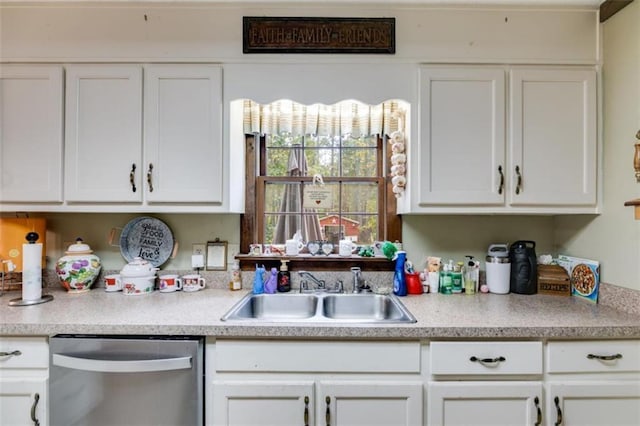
<box><xmin>1</xmin><ymin>286</ymin><xmax>639</xmax><ymax>339</ymax></box>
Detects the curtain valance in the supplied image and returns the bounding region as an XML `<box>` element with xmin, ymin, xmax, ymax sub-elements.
<box><xmin>243</xmin><ymin>99</ymin><xmax>405</xmax><ymax>137</ymax></box>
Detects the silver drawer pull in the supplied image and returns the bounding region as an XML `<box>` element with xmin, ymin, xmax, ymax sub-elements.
<box><xmin>469</xmin><ymin>356</ymin><xmax>506</xmax><ymax>364</ymax></box>
<box><xmin>587</xmin><ymin>353</ymin><xmax>622</xmax><ymax>361</ymax></box>
<box><xmin>0</xmin><ymin>350</ymin><xmax>22</xmax><ymax>357</ymax></box>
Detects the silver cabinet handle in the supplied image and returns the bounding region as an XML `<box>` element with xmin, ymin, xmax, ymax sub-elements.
<box><xmin>53</xmin><ymin>353</ymin><xmax>191</xmax><ymax>373</ymax></box>
<box><xmin>0</xmin><ymin>350</ymin><xmax>22</xmax><ymax>357</ymax></box>
<box><xmin>515</xmin><ymin>165</ymin><xmax>522</xmax><ymax>194</ymax></box>
<box><xmin>147</xmin><ymin>163</ymin><xmax>154</xmax><ymax>192</ymax></box>
<box><xmin>30</xmin><ymin>392</ymin><xmax>40</xmax><ymax>426</ymax></box>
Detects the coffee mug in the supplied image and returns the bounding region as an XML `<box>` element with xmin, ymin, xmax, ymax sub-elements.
<box><xmin>339</xmin><ymin>239</ymin><xmax>358</xmax><ymax>256</ymax></box>
<box><xmin>104</xmin><ymin>274</ymin><xmax>122</xmax><ymax>292</ymax></box>
<box><xmin>159</xmin><ymin>274</ymin><xmax>182</xmax><ymax>293</ymax></box>
<box><xmin>285</xmin><ymin>239</ymin><xmax>304</xmax><ymax>256</ymax></box>
<box><xmin>182</xmin><ymin>274</ymin><xmax>206</xmax><ymax>292</ymax></box>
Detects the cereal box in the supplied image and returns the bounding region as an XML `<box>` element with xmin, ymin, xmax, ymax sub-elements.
<box><xmin>556</xmin><ymin>255</ymin><xmax>600</xmax><ymax>303</ymax></box>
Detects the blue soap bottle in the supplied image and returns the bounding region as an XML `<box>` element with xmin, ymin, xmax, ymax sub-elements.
<box><xmin>393</xmin><ymin>250</ymin><xmax>407</xmax><ymax>296</ymax></box>
<box><xmin>253</xmin><ymin>264</ymin><xmax>265</xmax><ymax>294</ymax></box>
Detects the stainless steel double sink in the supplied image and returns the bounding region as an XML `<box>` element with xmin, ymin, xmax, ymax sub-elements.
<box><xmin>221</xmin><ymin>292</ymin><xmax>417</xmax><ymax>324</ymax></box>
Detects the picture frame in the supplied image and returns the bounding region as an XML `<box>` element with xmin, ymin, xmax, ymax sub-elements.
<box><xmin>206</xmin><ymin>239</ymin><xmax>228</xmax><ymax>271</ymax></box>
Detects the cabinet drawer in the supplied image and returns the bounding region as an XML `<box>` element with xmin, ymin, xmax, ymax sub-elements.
<box><xmin>547</xmin><ymin>340</ymin><xmax>640</xmax><ymax>374</ymax></box>
<box><xmin>0</xmin><ymin>337</ymin><xmax>48</xmax><ymax>369</ymax></box>
<box><xmin>215</xmin><ymin>340</ymin><xmax>421</xmax><ymax>373</ymax></box>
<box><xmin>430</xmin><ymin>341</ymin><xmax>542</xmax><ymax>375</ymax></box>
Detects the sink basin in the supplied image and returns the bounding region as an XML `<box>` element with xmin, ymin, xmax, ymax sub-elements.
<box><xmin>221</xmin><ymin>293</ymin><xmax>416</xmax><ymax>324</ymax></box>
<box><xmin>221</xmin><ymin>293</ymin><xmax>319</xmax><ymax>320</ymax></box>
<box><xmin>322</xmin><ymin>294</ymin><xmax>414</xmax><ymax>322</ymax></box>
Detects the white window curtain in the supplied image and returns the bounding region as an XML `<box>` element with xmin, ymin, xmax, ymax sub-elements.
<box><xmin>242</xmin><ymin>99</ymin><xmax>405</xmax><ymax>137</ymax></box>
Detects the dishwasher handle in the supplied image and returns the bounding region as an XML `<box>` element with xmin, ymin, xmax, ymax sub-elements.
<box><xmin>52</xmin><ymin>353</ymin><xmax>192</xmax><ymax>373</ymax></box>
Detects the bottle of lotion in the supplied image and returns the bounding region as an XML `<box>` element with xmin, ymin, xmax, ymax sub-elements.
<box><xmin>277</xmin><ymin>260</ymin><xmax>291</xmax><ymax>292</ymax></box>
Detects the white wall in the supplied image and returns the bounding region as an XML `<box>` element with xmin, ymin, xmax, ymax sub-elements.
<box><xmin>555</xmin><ymin>1</ymin><xmax>640</xmax><ymax>290</ymax></box>
<box><xmin>1</xmin><ymin>2</ymin><xmax>611</xmax><ymax>276</ymax></box>
<box><xmin>0</xmin><ymin>4</ymin><xmax>598</xmax><ymax>63</ymax></box>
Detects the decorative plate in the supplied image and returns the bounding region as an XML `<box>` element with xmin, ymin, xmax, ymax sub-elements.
<box><xmin>119</xmin><ymin>216</ymin><xmax>174</xmax><ymax>267</ymax></box>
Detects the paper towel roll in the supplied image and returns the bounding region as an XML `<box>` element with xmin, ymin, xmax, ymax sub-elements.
<box><xmin>22</xmin><ymin>243</ymin><xmax>42</xmax><ymax>301</ymax></box>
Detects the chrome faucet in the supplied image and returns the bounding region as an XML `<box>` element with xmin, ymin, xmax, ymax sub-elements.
<box><xmin>351</xmin><ymin>267</ymin><xmax>363</xmax><ymax>293</ymax></box>
<box><xmin>298</xmin><ymin>271</ymin><xmax>326</xmax><ymax>292</ymax></box>
<box><xmin>298</xmin><ymin>271</ymin><xmax>344</xmax><ymax>293</ymax></box>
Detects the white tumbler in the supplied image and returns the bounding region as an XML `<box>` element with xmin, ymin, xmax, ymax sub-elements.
<box><xmin>485</xmin><ymin>257</ymin><xmax>511</xmax><ymax>294</ymax></box>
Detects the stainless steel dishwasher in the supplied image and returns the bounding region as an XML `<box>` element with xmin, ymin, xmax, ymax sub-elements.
<box><xmin>50</xmin><ymin>335</ymin><xmax>203</xmax><ymax>426</ymax></box>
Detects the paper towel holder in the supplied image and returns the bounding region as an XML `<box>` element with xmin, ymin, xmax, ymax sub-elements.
<box><xmin>8</xmin><ymin>232</ymin><xmax>54</xmax><ymax>306</ymax></box>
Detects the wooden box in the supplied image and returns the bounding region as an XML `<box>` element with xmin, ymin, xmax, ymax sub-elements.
<box><xmin>537</xmin><ymin>264</ymin><xmax>571</xmax><ymax>296</ymax></box>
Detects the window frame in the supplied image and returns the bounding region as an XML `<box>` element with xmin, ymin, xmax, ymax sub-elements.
<box><xmin>240</xmin><ymin>133</ymin><xmax>401</xmax><ymax>270</ymax></box>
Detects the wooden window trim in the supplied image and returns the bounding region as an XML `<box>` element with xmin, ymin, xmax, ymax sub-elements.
<box><xmin>240</xmin><ymin>133</ymin><xmax>401</xmax><ymax>271</ymax></box>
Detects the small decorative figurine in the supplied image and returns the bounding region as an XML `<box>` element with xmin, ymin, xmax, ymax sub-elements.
<box><xmin>264</xmin><ymin>267</ymin><xmax>278</xmax><ymax>294</ymax></box>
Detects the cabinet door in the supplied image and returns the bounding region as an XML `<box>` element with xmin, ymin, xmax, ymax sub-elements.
<box><xmin>547</xmin><ymin>382</ymin><xmax>640</xmax><ymax>426</ymax></box>
<box><xmin>319</xmin><ymin>380</ymin><xmax>422</xmax><ymax>426</ymax></box>
<box><xmin>0</xmin><ymin>65</ymin><xmax>63</xmax><ymax>203</ymax></box>
<box><xmin>418</xmin><ymin>66</ymin><xmax>505</xmax><ymax>205</ymax></box>
<box><xmin>65</xmin><ymin>65</ymin><xmax>142</xmax><ymax>202</ymax></box>
<box><xmin>211</xmin><ymin>381</ymin><xmax>314</xmax><ymax>426</ymax></box>
<box><xmin>0</xmin><ymin>378</ymin><xmax>48</xmax><ymax>426</ymax></box>
<box><xmin>144</xmin><ymin>65</ymin><xmax>223</xmax><ymax>203</ymax></box>
<box><xmin>428</xmin><ymin>381</ymin><xmax>543</xmax><ymax>426</ymax></box>
<box><xmin>509</xmin><ymin>68</ymin><xmax>597</xmax><ymax>206</ymax></box>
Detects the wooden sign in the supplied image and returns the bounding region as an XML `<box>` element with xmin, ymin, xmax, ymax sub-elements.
<box><xmin>243</xmin><ymin>17</ymin><xmax>395</xmax><ymax>54</ymax></box>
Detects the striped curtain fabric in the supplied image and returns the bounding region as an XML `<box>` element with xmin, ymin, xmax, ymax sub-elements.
<box><xmin>242</xmin><ymin>99</ymin><xmax>405</xmax><ymax>137</ymax></box>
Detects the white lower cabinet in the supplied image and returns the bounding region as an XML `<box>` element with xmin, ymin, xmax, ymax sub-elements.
<box><xmin>0</xmin><ymin>337</ymin><xmax>49</xmax><ymax>426</ymax></box>
<box><xmin>428</xmin><ymin>381</ymin><xmax>543</xmax><ymax>426</ymax></box>
<box><xmin>545</xmin><ymin>340</ymin><xmax>640</xmax><ymax>426</ymax></box>
<box><xmin>207</xmin><ymin>339</ymin><xmax>423</xmax><ymax>426</ymax></box>
<box><xmin>546</xmin><ymin>382</ymin><xmax>640</xmax><ymax>426</ymax></box>
<box><xmin>212</xmin><ymin>381</ymin><xmax>314</xmax><ymax>426</ymax></box>
<box><xmin>212</xmin><ymin>380</ymin><xmax>422</xmax><ymax>426</ymax></box>
<box><xmin>0</xmin><ymin>378</ymin><xmax>48</xmax><ymax>426</ymax></box>
<box><xmin>428</xmin><ymin>341</ymin><xmax>544</xmax><ymax>426</ymax></box>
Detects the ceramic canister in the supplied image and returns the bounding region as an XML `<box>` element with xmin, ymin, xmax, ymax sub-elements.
<box><xmin>55</xmin><ymin>238</ymin><xmax>102</xmax><ymax>293</ymax></box>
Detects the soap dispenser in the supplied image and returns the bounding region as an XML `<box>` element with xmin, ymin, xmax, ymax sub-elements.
<box><xmin>253</xmin><ymin>264</ymin><xmax>265</xmax><ymax>294</ymax></box>
<box><xmin>392</xmin><ymin>250</ymin><xmax>407</xmax><ymax>296</ymax></box>
<box><xmin>277</xmin><ymin>260</ymin><xmax>291</xmax><ymax>292</ymax></box>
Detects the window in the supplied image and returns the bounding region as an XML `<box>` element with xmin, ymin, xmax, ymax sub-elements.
<box><xmin>240</xmin><ymin>100</ymin><xmax>406</xmax><ymax>256</ymax></box>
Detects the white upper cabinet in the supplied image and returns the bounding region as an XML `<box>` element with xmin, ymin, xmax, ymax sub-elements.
<box><xmin>62</xmin><ymin>64</ymin><xmax>224</xmax><ymax>211</ymax></box>
<box><xmin>0</xmin><ymin>65</ymin><xmax>64</xmax><ymax>204</ymax></box>
<box><xmin>509</xmin><ymin>68</ymin><xmax>597</xmax><ymax>207</ymax></box>
<box><xmin>144</xmin><ymin>65</ymin><xmax>223</xmax><ymax>204</ymax></box>
<box><xmin>64</xmin><ymin>64</ymin><xmax>143</xmax><ymax>203</ymax></box>
<box><xmin>418</xmin><ymin>66</ymin><xmax>506</xmax><ymax>206</ymax></box>
<box><xmin>412</xmin><ymin>65</ymin><xmax>598</xmax><ymax>214</ymax></box>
